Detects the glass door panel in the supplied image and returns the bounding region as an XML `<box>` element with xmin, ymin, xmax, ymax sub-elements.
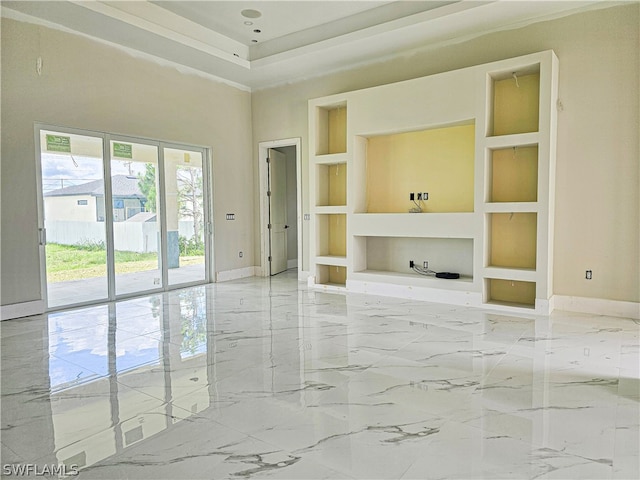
<box><xmin>110</xmin><ymin>141</ymin><xmax>162</xmax><ymax>296</ymax></box>
<box><xmin>163</xmin><ymin>148</ymin><xmax>206</xmax><ymax>286</ymax></box>
<box><xmin>39</xmin><ymin>130</ymin><xmax>108</xmax><ymax>308</ymax></box>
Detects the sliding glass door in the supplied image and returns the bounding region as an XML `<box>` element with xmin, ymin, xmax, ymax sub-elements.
<box><xmin>37</xmin><ymin>126</ymin><xmax>212</xmax><ymax>310</ymax></box>
<box><xmin>39</xmin><ymin>129</ymin><xmax>109</xmax><ymax>309</ymax></box>
<box><xmin>110</xmin><ymin>140</ymin><xmax>163</xmax><ymax>296</ymax></box>
<box><xmin>163</xmin><ymin>147</ymin><xmax>206</xmax><ymax>286</ymax></box>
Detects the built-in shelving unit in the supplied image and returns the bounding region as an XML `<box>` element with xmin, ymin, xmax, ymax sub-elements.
<box><xmin>308</xmin><ymin>51</ymin><xmax>558</xmax><ymax>313</ymax></box>
<box><xmin>309</xmin><ymin>103</ymin><xmax>349</xmax><ymax>288</ymax></box>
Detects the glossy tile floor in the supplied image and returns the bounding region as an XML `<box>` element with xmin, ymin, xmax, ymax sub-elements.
<box><xmin>1</xmin><ymin>271</ymin><xmax>639</xmax><ymax>479</ymax></box>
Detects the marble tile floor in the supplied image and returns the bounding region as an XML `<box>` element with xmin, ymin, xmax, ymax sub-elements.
<box><xmin>1</xmin><ymin>271</ymin><xmax>638</xmax><ymax>479</ymax></box>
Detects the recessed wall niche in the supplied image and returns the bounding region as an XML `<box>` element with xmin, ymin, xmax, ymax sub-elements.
<box><xmin>364</xmin><ymin>123</ymin><xmax>475</xmax><ymax>213</ymax></box>
<box><xmin>316</xmin><ymin>163</ymin><xmax>346</xmax><ymax>207</ymax></box>
<box><xmin>315</xmin><ymin>104</ymin><xmax>347</xmax><ymax>155</ymax></box>
<box><xmin>489</xmin><ymin>145</ymin><xmax>538</xmax><ymax>203</ymax></box>
<box><xmin>490</xmin><ymin>70</ymin><xmax>540</xmax><ymax>136</ymax></box>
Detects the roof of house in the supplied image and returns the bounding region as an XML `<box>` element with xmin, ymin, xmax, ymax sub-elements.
<box><xmin>126</xmin><ymin>212</ymin><xmax>156</xmax><ymax>222</ymax></box>
<box><xmin>45</xmin><ymin>175</ymin><xmax>145</xmax><ymax>198</ymax></box>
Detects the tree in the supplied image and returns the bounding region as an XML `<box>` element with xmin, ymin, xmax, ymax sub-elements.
<box><xmin>138</xmin><ymin>163</ymin><xmax>156</xmax><ymax>212</ymax></box>
<box><xmin>177</xmin><ymin>166</ymin><xmax>204</xmax><ymax>247</ymax></box>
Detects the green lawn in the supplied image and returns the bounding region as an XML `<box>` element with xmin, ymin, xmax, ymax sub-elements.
<box><xmin>46</xmin><ymin>243</ymin><xmax>204</xmax><ymax>283</ymax></box>
<box><xmin>46</xmin><ymin>243</ymin><xmax>157</xmax><ymax>282</ymax></box>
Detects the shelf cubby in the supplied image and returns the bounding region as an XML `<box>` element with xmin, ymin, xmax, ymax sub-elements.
<box><xmin>316</xmin><ymin>264</ymin><xmax>347</xmax><ymax>287</ymax></box>
<box><xmin>315</xmin><ymin>104</ymin><xmax>347</xmax><ymax>155</ymax></box>
<box><xmin>356</xmin><ymin>236</ymin><xmax>473</xmax><ymax>278</ymax></box>
<box><xmin>363</xmin><ymin>123</ymin><xmax>474</xmax><ymax>213</ymax></box>
<box><xmin>316</xmin><ymin>163</ymin><xmax>347</xmax><ymax>207</ymax></box>
<box><xmin>486</xmin><ymin>278</ymin><xmax>536</xmax><ymax>308</ymax></box>
<box><xmin>488</xmin><ymin>213</ymin><xmax>537</xmax><ymax>269</ymax></box>
<box><xmin>316</xmin><ymin>214</ymin><xmax>346</xmax><ymax>257</ymax></box>
<box><xmin>489</xmin><ymin>145</ymin><xmax>538</xmax><ymax>203</ymax></box>
<box><xmin>489</xmin><ymin>68</ymin><xmax>540</xmax><ymax>137</ymax></box>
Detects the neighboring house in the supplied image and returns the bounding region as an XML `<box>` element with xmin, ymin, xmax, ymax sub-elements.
<box><xmin>44</xmin><ymin>175</ymin><xmax>147</xmax><ymax>222</ymax></box>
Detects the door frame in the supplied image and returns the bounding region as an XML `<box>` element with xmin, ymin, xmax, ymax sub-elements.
<box><xmin>258</xmin><ymin>138</ymin><xmax>302</xmax><ymax>278</ymax></box>
<box><xmin>35</xmin><ymin>123</ymin><xmax>215</xmax><ymax>311</ymax></box>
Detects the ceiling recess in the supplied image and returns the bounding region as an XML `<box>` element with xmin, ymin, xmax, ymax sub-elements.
<box><xmin>241</xmin><ymin>9</ymin><xmax>262</xmax><ymax>19</ymax></box>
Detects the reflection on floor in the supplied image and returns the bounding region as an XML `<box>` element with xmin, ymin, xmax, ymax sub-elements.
<box><xmin>1</xmin><ymin>271</ymin><xmax>638</xmax><ymax>479</ymax></box>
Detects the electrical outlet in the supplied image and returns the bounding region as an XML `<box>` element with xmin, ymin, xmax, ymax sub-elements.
<box><xmin>239</xmin><ymin>251</ymin><xmax>243</xmax><ymax>258</ymax></box>
<box><xmin>423</xmin><ymin>261</ymin><xmax>428</xmax><ymax>269</ymax></box>
<box><xmin>423</xmin><ymin>192</ymin><xmax>429</xmax><ymax>201</ymax></box>
<box><xmin>409</xmin><ymin>192</ymin><xmax>415</xmax><ymax>201</ymax></box>
<box><xmin>304</xmin><ymin>214</ymin><xmax>310</xmax><ymax>221</ymax></box>
<box><xmin>417</xmin><ymin>193</ymin><xmax>422</xmax><ymax>200</ymax></box>
<box><xmin>585</xmin><ymin>270</ymin><xmax>592</xmax><ymax>280</ymax></box>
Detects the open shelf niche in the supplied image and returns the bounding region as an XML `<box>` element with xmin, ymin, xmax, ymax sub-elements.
<box><xmin>316</xmin><ymin>163</ymin><xmax>346</xmax><ymax>207</ymax></box>
<box><xmin>362</xmin><ymin>122</ymin><xmax>475</xmax><ymax>214</ymax></box>
<box><xmin>486</xmin><ymin>278</ymin><xmax>536</xmax><ymax>308</ymax></box>
<box><xmin>353</xmin><ymin>236</ymin><xmax>473</xmax><ymax>282</ymax></box>
<box><xmin>308</xmin><ymin>51</ymin><xmax>557</xmax><ymax>313</ymax></box>
<box><xmin>489</xmin><ymin>68</ymin><xmax>540</xmax><ymax>137</ymax></box>
<box><xmin>314</xmin><ymin>103</ymin><xmax>347</xmax><ymax>156</ymax></box>
<box><xmin>489</xmin><ymin>145</ymin><xmax>538</xmax><ymax>203</ymax></box>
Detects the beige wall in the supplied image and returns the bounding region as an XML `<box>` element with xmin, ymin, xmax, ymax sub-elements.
<box><xmin>1</xmin><ymin>17</ymin><xmax>253</xmax><ymax>306</ymax></box>
<box><xmin>252</xmin><ymin>4</ymin><xmax>639</xmax><ymax>303</ymax></box>
<box><xmin>44</xmin><ymin>195</ymin><xmax>96</xmax><ymax>222</ymax></box>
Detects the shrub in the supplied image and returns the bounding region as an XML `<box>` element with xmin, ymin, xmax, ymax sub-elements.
<box><xmin>179</xmin><ymin>235</ymin><xmax>204</xmax><ymax>256</ymax></box>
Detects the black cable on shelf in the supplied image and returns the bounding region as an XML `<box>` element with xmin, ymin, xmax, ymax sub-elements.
<box><xmin>410</xmin><ymin>262</ymin><xmax>460</xmax><ymax>279</ymax></box>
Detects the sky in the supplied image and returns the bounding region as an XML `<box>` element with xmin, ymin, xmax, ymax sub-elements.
<box><xmin>41</xmin><ymin>153</ymin><xmax>147</xmax><ymax>193</ymax></box>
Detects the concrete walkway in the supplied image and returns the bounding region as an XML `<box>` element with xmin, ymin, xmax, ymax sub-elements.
<box><xmin>48</xmin><ymin>263</ymin><xmax>206</xmax><ymax>309</ymax></box>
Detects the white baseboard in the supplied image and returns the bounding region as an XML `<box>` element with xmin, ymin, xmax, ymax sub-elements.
<box><xmin>216</xmin><ymin>266</ymin><xmax>257</xmax><ymax>283</ymax></box>
<box><xmin>347</xmin><ymin>279</ymin><xmax>483</xmax><ymax>308</ymax></box>
<box><xmin>1</xmin><ymin>300</ymin><xmax>46</xmax><ymax>321</ymax></box>
<box><xmin>553</xmin><ymin>295</ymin><xmax>640</xmax><ymax>320</ymax></box>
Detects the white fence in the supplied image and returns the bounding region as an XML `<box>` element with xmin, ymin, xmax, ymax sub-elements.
<box><xmin>45</xmin><ymin>220</ymin><xmax>196</xmax><ymax>253</ymax></box>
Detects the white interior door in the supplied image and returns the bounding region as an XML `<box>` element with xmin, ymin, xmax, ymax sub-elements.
<box><xmin>268</xmin><ymin>148</ymin><xmax>288</xmax><ymax>275</ymax></box>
